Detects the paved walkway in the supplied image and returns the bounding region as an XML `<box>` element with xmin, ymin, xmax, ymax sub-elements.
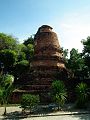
<box><xmin>21</xmin><ymin>114</ymin><xmax>90</xmax><ymax>120</ymax></box>
<box><xmin>0</xmin><ymin>106</ymin><xmax>90</xmax><ymax>120</ymax></box>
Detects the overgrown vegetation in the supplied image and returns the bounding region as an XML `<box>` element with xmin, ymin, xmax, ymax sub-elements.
<box><xmin>51</xmin><ymin>80</ymin><xmax>67</xmax><ymax>110</ymax></box>
<box><xmin>21</xmin><ymin>94</ymin><xmax>40</xmax><ymax>113</ymax></box>
<box><xmin>0</xmin><ymin>74</ymin><xmax>14</xmax><ymax>115</ymax></box>
<box><xmin>0</xmin><ymin>32</ymin><xmax>90</xmax><ymax>110</ymax></box>
<box><xmin>75</xmin><ymin>82</ymin><xmax>89</xmax><ymax>108</ymax></box>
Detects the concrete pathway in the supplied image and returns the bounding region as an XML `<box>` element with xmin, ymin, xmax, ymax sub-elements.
<box><xmin>0</xmin><ymin>106</ymin><xmax>90</xmax><ymax>120</ymax></box>
<box><xmin>21</xmin><ymin>114</ymin><xmax>90</xmax><ymax>120</ymax></box>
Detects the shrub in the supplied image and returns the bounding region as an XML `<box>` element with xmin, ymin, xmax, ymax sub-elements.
<box><xmin>75</xmin><ymin>82</ymin><xmax>89</xmax><ymax>108</ymax></box>
<box><xmin>0</xmin><ymin>74</ymin><xmax>14</xmax><ymax>115</ymax></box>
<box><xmin>51</xmin><ymin>80</ymin><xmax>67</xmax><ymax>110</ymax></box>
<box><xmin>21</xmin><ymin>94</ymin><xmax>40</xmax><ymax>113</ymax></box>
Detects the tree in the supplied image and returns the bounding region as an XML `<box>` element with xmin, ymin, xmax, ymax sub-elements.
<box><xmin>23</xmin><ymin>35</ymin><xmax>34</xmax><ymax>46</ymax></box>
<box><xmin>82</xmin><ymin>36</ymin><xmax>90</xmax><ymax>54</ymax></box>
<box><xmin>0</xmin><ymin>33</ymin><xmax>34</xmax><ymax>80</ymax></box>
<box><xmin>68</xmin><ymin>48</ymin><xmax>85</xmax><ymax>79</ymax></box>
<box><xmin>15</xmin><ymin>44</ymin><xmax>27</xmax><ymax>62</ymax></box>
<box><xmin>22</xmin><ymin>44</ymin><xmax>34</xmax><ymax>61</ymax></box>
<box><xmin>0</xmin><ymin>33</ymin><xmax>18</xmax><ymax>50</ymax></box>
<box><xmin>0</xmin><ymin>74</ymin><xmax>14</xmax><ymax>115</ymax></box>
<box><xmin>16</xmin><ymin>42</ymin><xmax>34</xmax><ymax>62</ymax></box>
<box><xmin>51</xmin><ymin>80</ymin><xmax>67</xmax><ymax>110</ymax></box>
<box><xmin>61</xmin><ymin>48</ymin><xmax>69</xmax><ymax>68</ymax></box>
<box><xmin>0</xmin><ymin>50</ymin><xmax>17</xmax><ymax>73</ymax></box>
<box><xmin>23</xmin><ymin>35</ymin><xmax>34</xmax><ymax>61</ymax></box>
<box><xmin>82</xmin><ymin>36</ymin><xmax>90</xmax><ymax>78</ymax></box>
<box><xmin>13</xmin><ymin>60</ymin><xmax>29</xmax><ymax>79</ymax></box>
<box><xmin>21</xmin><ymin>94</ymin><xmax>40</xmax><ymax>113</ymax></box>
<box><xmin>61</xmin><ymin>48</ymin><xmax>68</xmax><ymax>60</ymax></box>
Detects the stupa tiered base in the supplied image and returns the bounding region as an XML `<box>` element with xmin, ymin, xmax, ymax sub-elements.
<box><xmin>12</xmin><ymin>25</ymin><xmax>67</xmax><ymax>103</ymax></box>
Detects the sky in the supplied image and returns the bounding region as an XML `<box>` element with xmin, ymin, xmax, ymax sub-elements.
<box><xmin>0</xmin><ymin>0</ymin><xmax>90</xmax><ymax>52</ymax></box>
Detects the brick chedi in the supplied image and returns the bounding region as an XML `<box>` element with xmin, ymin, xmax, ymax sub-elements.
<box><xmin>31</xmin><ymin>25</ymin><xmax>66</xmax><ymax>85</ymax></box>
<box><xmin>12</xmin><ymin>25</ymin><xmax>67</xmax><ymax>103</ymax></box>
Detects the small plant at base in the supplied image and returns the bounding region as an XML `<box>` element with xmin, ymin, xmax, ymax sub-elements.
<box><xmin>21</xmin><ymin>94</ymin><xmax>40</xmax><ymax>113</ymax></box>
<box><xmin>51</xmin><ymin>80</ymin><xmax>67</xmax><ymax>110</ymax></box>
<box><xmin>75</xmin><ymin>82</ymin><xmax>89</xmax><ymax>108</ymax></box>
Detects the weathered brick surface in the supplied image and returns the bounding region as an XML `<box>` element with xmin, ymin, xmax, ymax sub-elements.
<box><xmin>31</xmin><ymin>25</ymin><xmax>66</xmax><ymax>88</ymax></box>
<box><xmin>32</xmin><ymin>25</ymin><xmax>65</xmax><ymax>75</ymax></box>
<box><xmin>12</xmin><ymin>25</ymin><xmax>66</xmax><ymax>103</ymax></box>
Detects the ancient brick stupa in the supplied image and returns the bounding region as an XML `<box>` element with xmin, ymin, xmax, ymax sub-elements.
<box><xmin>31</xmin><ymin>25</ymin><xmax>66</xmax><ymax>84</ymax></box>
<box><xmin>12</xmin><ymin>25</ymin><xmax>67</xmax><ymax>103</ymax></box>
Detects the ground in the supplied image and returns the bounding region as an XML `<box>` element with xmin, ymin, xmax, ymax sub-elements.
<box><xmin>22</xmin><ymin>114</ymin><xmax>90</xmax><ymax>120</ymax></box>
<box><xmin>0</xmin><ymin>106</ymin><xmax>90</xmax><ymax>120</ymax></box>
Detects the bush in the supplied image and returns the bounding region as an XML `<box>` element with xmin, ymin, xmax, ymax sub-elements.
<box><xmin>75</xmin><ymin>82</ymin><xmax>89</xmax><ymax>108</ymax></box>
<box><xmin>51</xmin><ymin>80</ymin><xmax>67</xmax><ymax>110</ymax></box>
<box><xmin>21</xmin><ymin>94</ymin><xmax>40</xmax><ymax>113</ymax></box>
<box><xmin>0</xmin><ymin>74</ymin><xmax>14</xmax><ymax>115</ymax></box>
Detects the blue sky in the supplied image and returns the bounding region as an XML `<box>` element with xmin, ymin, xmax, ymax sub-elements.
<box><xmin>0</xmin><ymin>0</ymin><xmax>90</xmax><ymax>52</ymax></box>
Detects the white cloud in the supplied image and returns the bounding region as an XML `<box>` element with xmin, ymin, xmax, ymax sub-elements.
<box><xmin>60</xmin><ymin>23</ymin><xmax>90</xmax><ymax>52</ymax></box>
<box><xmin>50</xmin><ymin>12</ymin><xmax>90</xmax><ymax>52</ymax></box>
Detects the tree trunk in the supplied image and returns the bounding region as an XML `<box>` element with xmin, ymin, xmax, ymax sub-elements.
<box><xmin>4</xmin><ymin>106</ymin><xmax>7</xmax><ymax>116</ymax></box>
<box><xmin>58</xmin><ymin>103</ymin><xmax>61</xmax><ymax>111</ymax></box>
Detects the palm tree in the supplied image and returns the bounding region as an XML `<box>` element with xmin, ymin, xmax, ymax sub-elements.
<box><xmin>76</xmin><ymin>82</ymin><xmax>89</xmax><ymax>108</ymax></box>
<box><xmin>0</xmin><ymin>74</ymin><xmax>14</xmax><ymax>115</ymax></box>
<box><xmin>51</xmin><ymin>80</ymin><xmax>67</xmax><ymax>110</ymax></box>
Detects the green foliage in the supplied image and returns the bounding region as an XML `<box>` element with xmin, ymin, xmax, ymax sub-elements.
<box><xmin>60</xmin><ymin>48</ymin><xmax>69</xmax><ymax>68</ymax></box>
<box><xmin>14</xmin><ymin>60</ymin><xmax>29</xmax><ymax>78</ymax></box>
<box><xmin>82</xmin><ymin>36</ymin><xmax>90</xmax><ymax>54</ymax></box>
<box><xmin>68</xmin><ymin>48</ymin><xmax>85</xmax><ymax>79</ymax></box>
<box><xmin>63</xmin><ymin>49</ymin><xmax>68</xmax><ymax>58</ymax></box>
<box><xmin>0</xmin><ymin>89</ymin><xmax>4</xmax><ymax>104</ymax></box>
<box><xmin>17</xmin><ymin>52</ymin><xmax>26</xmax><ymax>62</ymax></box>
<box><xmin>75</xmin><ymin>82</ymin><xmax>89</xmax><ymax>108</ymax></box>
<box><xmin>0</xmin><ymin>74</ymin><xmax>14</xmax><ymax>101</ymax></box>
<box><xmin>0</xmin><ymin>33</ymin><xmax>34</xmax><ymax>81</ymax></box>
<box><xmin>0</xmin><ymin>33</ymin><xmax>18</xmax><ymax>50</ymax></box>
<box><xmin>61</xmin><ymin>48</ymin><xmax>68</xmax><ymax>60</ymax></box>
<box><xmin>0</xmin><ymin>74</ymin><xmax>14</xmax><ymax>115</ymax></box>
<box><xmin>22</xmin><ymin>44</ymin><xmax>34</xmax><ymax>61</ymax></box>
<box><xmin>17</xmin><ymin>60</ymin><xmax>29</xmax><ymax>66</ymax></box>
<box><xmin>23</xmin><ymin>36</ymin><xmax>34</xmax><ymax>61</ymax></box>
<box><xmin>69</xmin><ymin>48</ymin><xmax>84</xmax><ymax>70</ymax></box>
<box><xmin>15</xmin><ymin>44</ymin><xmax>27</xmax><ymax>61</ymax></box>
<box><xmin>21</xmin><ymin>94</ymin><xmax>40</xmax><ymax>112</ymax></box>
<box><xmin>82</xmin><ymin>36</ymin><xmax>90</xmax><ymax>77</ymax></box>
<box><xmin>23</xmin><ymin>35</ymin><xmax>34</xmax><ymax>46</ymax></box>
<box><xmin>3</xmin><ymin>74</ymin><xmax>14</xmax><ymax>86</ymax></box>
<box><xmin>51</xmin><ymin>80</ymin><xmax>67</xmax><ymax>109</ymax></box>
<box><xmin>0</xmin><ymin>49</ymin><xmax>17</xmax><ymax>68</ymax></box>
